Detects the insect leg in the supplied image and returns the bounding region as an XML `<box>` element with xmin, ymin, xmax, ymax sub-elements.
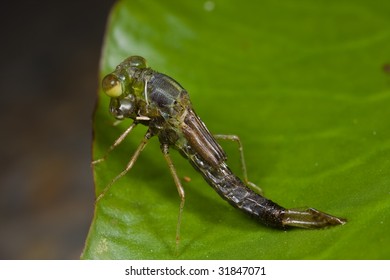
<box><xmin>96</xmin><ymin>130</ymin><xmax>152</xmax><ymax>202</ymax></box>
<box><xmin>92</xmin><ymin>122</ymin><xmax>138</xmax><ymax>165</ymax></box>
<box><xmin>161</xmin><ymin>143</ymin><xmax>185</xmax><ymax>254</ymax></box>
<box><xmin>214</xmin><ymin>134</ymin><xmax>263</xmax><ymax>194</ymax></box>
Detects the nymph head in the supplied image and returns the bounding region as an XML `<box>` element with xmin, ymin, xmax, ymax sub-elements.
<box><xmin>101</xmin><ymin>56</ymin><xmax>147</xmax><ymax>119</ymax></box>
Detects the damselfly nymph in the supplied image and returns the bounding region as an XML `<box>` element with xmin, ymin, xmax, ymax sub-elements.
<box><xmin>94</xmin><ymin>56</ymin><xmax>346</xmax><ymax>251</ymax></box>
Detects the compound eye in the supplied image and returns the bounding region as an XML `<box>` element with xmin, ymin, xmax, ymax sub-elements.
<box><xmin>102</xmin><ymin>74</ymin><xmax>123</xmax><ymax>97</ymax></box>
<box><xmin>127</xmin><ymin>56</ymin><xmax>147</xmax><ymax>68</ymax></box>
<box><xmin>109</xmin><ymin>96</ymin><xmax>135</xmax><ymax>120</ymax></box>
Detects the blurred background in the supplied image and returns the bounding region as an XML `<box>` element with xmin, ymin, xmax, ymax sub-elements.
<box><xmin>0</xmin><ymin>0</ymin><xmax>116</xmax><ymax>259</ymax></box>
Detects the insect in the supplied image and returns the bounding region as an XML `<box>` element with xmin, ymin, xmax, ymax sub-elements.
<box><xmin>94</xmin><ymin>55</ymin><xmax>346</xmax><ymax>250</ymax></box>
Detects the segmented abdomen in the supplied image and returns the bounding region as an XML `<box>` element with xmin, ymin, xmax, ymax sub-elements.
<box><xmin>186</xmin><ymin>151</ymin><xmax>287</xmax><ymax>229</ymax></box>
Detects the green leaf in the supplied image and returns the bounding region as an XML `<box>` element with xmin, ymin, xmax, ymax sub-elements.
<box><xmin>82</xmin><ymin>0</ymin><xmax>390</xmax><ymax>259</ymax></box>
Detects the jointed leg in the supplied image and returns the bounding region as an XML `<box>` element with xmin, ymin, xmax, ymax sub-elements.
<box><xmin>92</xmin><ymin>122</ymin><xmax>138</xmax><ymax>165</ymax></box>
<box><xmin>161</xmin><ymin>143</ymin><xmax>185</xmax><ymax>254</ymax></box>
<box><xmin>214</xmin><ymin>134</ymin><xmax>263</xmax><ymax>194</ymax></box>
<box><xmin>96</xmin><ymin>130</ymin><xmax>151</xmax><ymax>202</ymax></box>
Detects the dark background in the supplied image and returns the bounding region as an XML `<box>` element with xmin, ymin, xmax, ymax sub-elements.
<box><xmin>0</xmin><ymin>0</ymin><xmax>116</xmax><ymax>259</ymax></box>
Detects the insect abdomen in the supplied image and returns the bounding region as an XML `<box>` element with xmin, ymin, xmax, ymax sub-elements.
<box><xmin>200</xmin><ymin>164</ymin><xmax>287</xmax><ymax>228</ymax></box>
